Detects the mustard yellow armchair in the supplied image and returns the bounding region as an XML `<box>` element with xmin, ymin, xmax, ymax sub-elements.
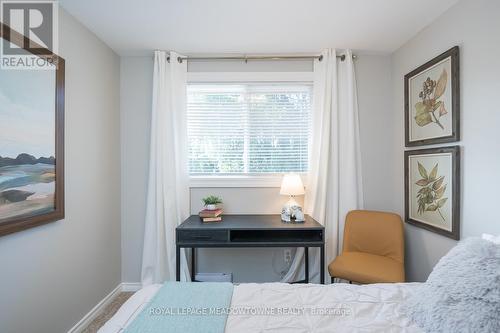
<box><xmin>328</xmin><ymin>210</ymin><xmax>405</xmax><ymax>284</ymax></box>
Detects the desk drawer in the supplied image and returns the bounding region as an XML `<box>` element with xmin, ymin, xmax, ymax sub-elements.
<box><xmin>177</xmin><ymin>230</ymin><xmax>227</xmax><ymax>243</ymax></box>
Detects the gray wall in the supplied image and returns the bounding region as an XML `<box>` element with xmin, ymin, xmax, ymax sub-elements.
<box><xmin>391</xmin><ymin>0</ymin><xmax>500</xmax><ymax>281</ymax></box>
<box><xmin>356</xmin><ymin>55</ymin><xmax>396</xmax><ymax>211</ymax></box>
<box><xmin>120</xmin><ymin>54</ymin><xmax>394</xmax><ymax>283</ymax></box>
<box><xmin>0</xmin><ymin>9</ymin><xmax>121</xmax><ymax>333</ymax></box>
<box><xmin>120</xmin><ymin>57</ymin><xmax>152</xmax><ymax>283</ymax></box>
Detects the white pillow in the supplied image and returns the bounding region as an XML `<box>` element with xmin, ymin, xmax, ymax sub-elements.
<box><xmin>482</xmin><ymin>233</ymin><xmax>500</xmax><ymax>244</ymax></box>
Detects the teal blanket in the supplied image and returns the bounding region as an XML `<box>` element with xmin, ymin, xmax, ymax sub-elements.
<box><xmin>124</xmin><ymin>282</ymin><xmax>234</xmax><ymax>333</ymax></box>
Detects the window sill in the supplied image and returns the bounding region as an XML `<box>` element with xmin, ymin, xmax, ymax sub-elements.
<box><xmin>189</xmin><ymin>174</ymin><xmax>308</xmax><ymax>188</ymax></box>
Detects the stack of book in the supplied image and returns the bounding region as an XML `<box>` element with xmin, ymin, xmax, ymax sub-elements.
<box><xmin>199</xmin><ymin>208</ymin><xmax>223</xmax><ymax>222</ymax></box>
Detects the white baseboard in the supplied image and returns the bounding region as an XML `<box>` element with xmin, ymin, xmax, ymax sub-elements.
<box><xmin>121</xmin><ymin>282</ymin><xmax>142</xmax><ymax>292</ymax></box>
<box><xmin>67</xmin><ymin>282</ymin><xmax>142</xmax><ymax>333</ymax></box>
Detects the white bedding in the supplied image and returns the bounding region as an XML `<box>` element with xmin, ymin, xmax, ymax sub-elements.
<box><xmin>98</xmin><ymin>282</ymin><xmax>423</xmax><ymax>333</ymax></box>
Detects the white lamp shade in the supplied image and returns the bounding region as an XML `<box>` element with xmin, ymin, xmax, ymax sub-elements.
<box><xmin>280</xmin><ymin>173</ymin><xmax>305</xmax><ymax>196</ymax></box>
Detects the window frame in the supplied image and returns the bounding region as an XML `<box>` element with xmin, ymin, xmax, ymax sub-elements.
<box><xmin>187</xmin><ymin>71</ymin><xmax>313</xmax><ymax>188</ymax></box>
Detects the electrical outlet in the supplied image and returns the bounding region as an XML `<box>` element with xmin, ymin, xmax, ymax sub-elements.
<box><xmin>284</xmin><ymin>249</ymin><xmax>292</xmax><ymax>264</ymax></box>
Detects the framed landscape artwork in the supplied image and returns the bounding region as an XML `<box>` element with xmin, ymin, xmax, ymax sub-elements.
<box><xmin>405</xmin><ymin>46</ymin><xmax>459</xmax><ymax>147</ymax></box>
<box><xmin>0</xmin><ymin>23</ymin><xmax>65</xmax><ymax>236</ymax></box>
<box><xmin>405</xmin><ymin>146</ymin><xmax>460</xmax><ymax>240</ymax></box>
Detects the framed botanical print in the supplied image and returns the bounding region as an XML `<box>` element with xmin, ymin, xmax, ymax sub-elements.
<box><xmin>0</xmin><ymin>23</ymin><xmax>65</xmax><ymax>236</ymax></box>
<box><xmin>405</xmin><ymin>146</ymin><xmax>460</xmax><ymax>240</ymax></box>
<box><xmin>405</xmin><ymin>46</ymin><xmax>460</xmax><ymax>147</ymax></box>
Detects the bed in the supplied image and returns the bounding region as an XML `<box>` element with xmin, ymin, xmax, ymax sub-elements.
<box><xmin>98</xmin><ymin>282</ymin><xmax>423</xmax><ymax>333</ymax></box>
<box><xmin>98</xmin><ymin>236</ymin><xmax>500</xmax><ymax>333</ymax></box>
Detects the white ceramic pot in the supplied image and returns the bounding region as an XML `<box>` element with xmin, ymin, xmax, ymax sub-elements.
<box><xmin>205</xmin><ymin>204</ymin><xmax>217</xmax><ymax>210</ymax></box>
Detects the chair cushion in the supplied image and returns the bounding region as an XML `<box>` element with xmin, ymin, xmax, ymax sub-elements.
<box><xmin>329</xmin><ymin>251</ymin><xmax>405</xmax><ymax>283</ymax></box>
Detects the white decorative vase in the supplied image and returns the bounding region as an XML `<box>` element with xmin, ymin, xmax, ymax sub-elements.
<box><xmin>205</xmin><ymin>204</ymin><xmax>217</xmax><ymax>211</ymax></box>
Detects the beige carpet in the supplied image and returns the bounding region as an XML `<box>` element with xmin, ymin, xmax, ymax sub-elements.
<box><xmin>82</xmin><ymin>292</ymin><xmax>134</xmax><ymax>333</ymax></box>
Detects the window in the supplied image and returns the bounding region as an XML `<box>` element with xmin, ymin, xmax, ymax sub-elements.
<box><xmin>187</xmin><ymin>84</ymin><xmax>311</xmax><ymax>175</ymax></box>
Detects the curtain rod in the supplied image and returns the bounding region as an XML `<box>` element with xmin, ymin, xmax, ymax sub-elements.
<box><xmin>163</xmin><ymin>54</ymin><xmax>357</xmax><ymax>63</ymax></box>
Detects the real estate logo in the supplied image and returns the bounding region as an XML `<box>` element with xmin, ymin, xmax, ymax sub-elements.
<box><xmin>1</xmin><ymin>0</ymin><xmax>58</xmax><ymax>69</ymax></box>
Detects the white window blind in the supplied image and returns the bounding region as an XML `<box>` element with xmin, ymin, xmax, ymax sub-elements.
<box><xmin>187</xmin><ymin>84</ymin><xmax>311</xmax><ymax>175</ymax></box>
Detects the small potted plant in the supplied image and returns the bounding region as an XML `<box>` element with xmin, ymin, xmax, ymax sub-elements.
<box><xmin>202</xmin><ymin>195</ymin><xmax>223</xmax><ymax>211</ymax></box>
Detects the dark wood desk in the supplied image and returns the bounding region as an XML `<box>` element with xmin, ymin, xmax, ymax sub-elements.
<box><xmin>176</xmin><ymin>214</ymin><xmax>325</xmax><ymax>284</ymax></box>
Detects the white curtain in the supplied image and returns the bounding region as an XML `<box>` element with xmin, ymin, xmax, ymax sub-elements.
<box><xmin>141</xmin><ymin>50</ymin><xmax>191</xmax><ymax>285</ymax></box>
<box><xmin>281</xmin><ymin>49</ymin><xmax>364</xmax><ymax>283</ymax></box>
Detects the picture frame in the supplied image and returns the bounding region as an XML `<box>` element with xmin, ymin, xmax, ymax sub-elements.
<box><xmin>405</xmin><ymin>46</ymin><xmax>460</xmax><ymax>147</ymax></box>
<box><xmin>0</xmin><ymin>23</ymin><xmax>65</xmax><ymax>236</ymax></box>
<box><xmin>404</xmin><ymin>146</ymin><xmax>460</xmax><ymax>240</ymax></box>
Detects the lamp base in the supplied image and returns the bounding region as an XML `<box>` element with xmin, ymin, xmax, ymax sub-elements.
<box><xmin>281</xmin><ymin>196</ymin><xmax>305</xmax><ymax>223</ymax></box>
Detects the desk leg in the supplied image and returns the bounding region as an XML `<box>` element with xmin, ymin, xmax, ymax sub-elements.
<box><xmin>304</xmin><ymin>247</ymin><xmax>309</xmax><ymax>283</ymax></box>
<box><xmin>320</xmin><ymin>244</ymin><xmax>325</xmax><ymax>284</ymax></box>
<box><xmin>176</xmin><ymin>245</ymin><xmax>180</xmax><ymax>281</ymax></box>
<box><xmin>191</xmin><ymin>248</ymin><xmax>196</xmax><ymax>281</ymax></box>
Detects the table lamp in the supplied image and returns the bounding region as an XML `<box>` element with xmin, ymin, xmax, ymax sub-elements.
<box><xmin>280</xmin><ymin>173</ymin><xmax>305</xmax><ymax>222</ymax></box>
